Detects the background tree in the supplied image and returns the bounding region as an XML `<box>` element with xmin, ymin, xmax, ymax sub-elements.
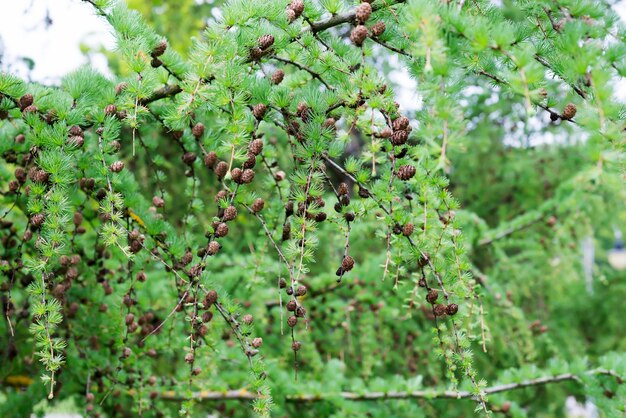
<box><xmin>1</xmin><ymin>0</ymin><xmax>625</xmax><ymax>417</ymax></box>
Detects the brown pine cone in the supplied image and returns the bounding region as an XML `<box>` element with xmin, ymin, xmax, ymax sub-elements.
<box><xmin>287</xmin><ymin>300</ymin><xmax>297</xmax><ymax>311</ymax></box>
<box><xmin>287</xmin><ymin>315</ymin><xmax>298</xmax><ymax>327</ymax></box>
<box><xmin>379</xmin><ymin>127</ymin><xmax>392</xmax><ymax>138</ymax></box>
<box><xmin>393</xmin><ymin>116</ymin><xmax>410</xmax><ymax>131</ymax></box>
<box><xmin>355</xmin><ymin>2</ymin><xmax>372</xmax><ymax>23</ymax></box>
<box><xmin>426</xmin><ymin>289</ymin><xmax>438</xmax><ymax>304</ymax></box>
<box><xmin>110</xmin><ymin>161</ymin><xmax>125</xmax><ymax>173</ymax></box>
<box><xmin>242</xmin><ymin>152</ymin><xmax>257</xmax><ymax>169</ymax></box>
<box><xmin>390</xmin><ymin>130</ymin><xmax>408</xmax><ymax>146</ymax></box>
<box><xmin>338</xmin><ymin>182</ymin><xmax>349</xmax><ymax>196</ymax></box>
<box><xmin>214</xmin><ymin>161</ymin><xmax>228</xmax><ymax>179</ymax></box>
<box><xmin>396</xmin><ymin>165</ymin><xmax>416</xmax><ymax>181</ymax></box>
<box><xmin>204</xmin><ymin>151</ymin><xmax>218</xmax><ymax>168</ymax></box>
<box><xmin>31</xmin><ymin>213</ymin><xmax>45</xmax><ymax>228</ymax></box>
<box><xmin>152</xmin><ymin>40</ymin><xmax>167</xmax><ymax>57</ymax></box>
<box><xmin>68</xmin><ymin>136</ymin><xmax>84</xmax><ymax>147</ymax></box>
<box><xmin>252</xmin><ymin>337</ymin><xmax>263</xmax><ymax>348</ymax></box>
<box><xmin>182</xmin><ymin>152</ymin><xmax>197</xmax><ymax>166</ymax></box>
<box><xmin>433</xmin><ymin>304</ymin><xmax>447</xmax><ymax>317</ymax></box>
<box><xmin>214</xmin><ymin>222</ymin><xmax>229</xmax><ymax>238</ymax></box>
<box><xmin>350</xmin><ymin>25</ymin><xmax>368</xmax><ymax>46</ymax></box>
<box><xmin>292</xmin><ymin>341</ymin><xmax>302</xmax><ymax>351</ymax></box>
<box><xmin>271</xmin><ymin>69</ymin><xmax>285</xmax><ymax>84</ymax></box>
<box><xmin>249</xmin><ymin>139</ymin><xmax>264</xmax><ymax>155</ymax></box>
<box><xmin>205</xmin><ymin>290</ymin><xmax>218</xmax><ymax>305</ymax></box>
<box><xmin>207</xmin><ymin>241</ymin><xmax>220</xmax><ymax>256</ymax></box>
<box><xmin>295</xmin><ymin>285</ymin><xmax>307</xmax><ymax>296</ymax></box>
<box><xmin>446</xmin><ymin>303</ymin><xmax>459</xmax><ymax>315</ymax></box>
<box><xmin>342</xmin><ymin>255</ymin><xmax>355</xmax><ymax>271</ymax></box>
<box><xmin>371</xmin><ymin>21</ymin><xmax>386</xmax><ymax>36</ymax></box>
<box><xmin>18</xmin><ymin>94</ymin><xmax>34</xmax><ymax>111</ymax></box>
<box><xmin>115</xmin><ymin>82</ymin><xmax>128</xmax><ymax>95</ymax></box>
<box><xmin>402</xmin><ymin>222</ymin><xmax>414</xmax><ymax>237</ymax></box>
<box><xmin>258</xmin><ymin>34</ymin><xmax>275</xmax><ymax>50</ymax></box>
<box><xmin>250</xmin><ymin>47</ymin><xmax>264</xmax><ymax>60</ymax></box>
<box><xmin>69</xmin><ymin>125</ymin><xmax>83</xmax><ymax>137</ymax></box>
<box><xmin>282</xmin><ymin>222</ymin><xmax>291</xmax><ymax>241</ymax></box>
<box><xmin>231</xmin><ymin>167</ymin><xmax>243</xmax><ymax>183</ymax></box>
<box><xmin>253</xmin><ymin>103</ymin><xmax>267</xmax><ymax>120</ymax></box>
<box><xmin>241</xmin><ymin>314</ymin><xmax>253</xmax><ymax>325</ymax></box>
<box><xmin>561</xmin><ymin>103</ymin><xmax>577</xmax><ymax>120</ymax></box>
<box><xmin>241</xmin><ymin>169</ymin><xmax>255</xmax><ymax>184</ymax></box>
<box><xmin>223</xmin><ymin>205</ymin><xmax>238</xmax><ymax>221</ymax></box>
<box><xmin>192</xmin><ymin>123</ymin><xmax>205</xmax><ymax>138</ymax></box>
<box><xmin>22</xmin><ymin>105</ymin><xmax>38</xmax><ymax>115</ymax></box>
<box><xmin>251</xmin><ymin>198</ymin><xmax>265</xmax><ymax>213</ymax></box>
<box><xmin>104</xmin><ymin>104</ymin><xmax>117</xmax><ymax>116</ymax></box>
<box><xmin>289</xmin><ymin>0</ymin><xmax>304</xmax><ymax>16</ymax></box>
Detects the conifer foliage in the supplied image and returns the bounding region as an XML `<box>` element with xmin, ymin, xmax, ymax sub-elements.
<box><xmin>1</xmin><ymin>0</ymin><xmax>625</xmax><ymax>417</ymax></box>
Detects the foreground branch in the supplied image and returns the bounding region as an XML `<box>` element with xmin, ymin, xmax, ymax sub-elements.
<box><xmin>154</xmin><ymin>369</ymin><xmax>621</xmax><ymax>403</ymax></box>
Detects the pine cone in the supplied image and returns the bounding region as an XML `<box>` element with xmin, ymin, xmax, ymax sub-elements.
<box><xmin>396</xmin><ymin>165</ymin><xmax>416</xmax><ymax>181</ymax></box>
<box><xmin>402</xmin><ymin>223</ymin><xmax>414</xmax><ymax>237</ymax></box>
<box><xmin>214</xmin><ymin>222</ymin><xmax>229</xmax><ymax>238</ymax></box>
<box><xmin>250</xmin><ymin>47</ymin><xmax>264</xmax><ymax>60</ymax></box>
<box><xmin>286</xmin><ymin>300</ymin><xmax>297</xmax><ymax>311</ymax></box>
<box><xmin>342</xmin><ymin>255</ymin><xmax>355</xmax><ymax>271</ymax></box>
<box><xmin>446</xmin><ymin>303</ymin><xmax>459</xmax><ymax>315</ymax></box>
<box><xmin>390</xmin><ymin>130</ymin><xmax>408</xmax><ymax>145</ymax></box>
<box><xmin>271</xmin><ymin>69</ymin><xmax>285</xmax><ymax>84</ymax></box>
<box><xmin>152</xmin><ymin>40</ymin><xmax>168</xmax><ymax>57</ymax></box>
<box><xmin>182</xmin><ymin>152</ymin><xmax>197</xmax><ymax>166</ymax></box>
<box><xmin>251</xmin><ymin>198</ymin><xmax>265</xmax><ymax>213</ymax></box>
<box><xmin>297</xmin><ymin>102</ymin><xmax>310</xmax><ymax>121</ymax></box>
<box><xmin>379</xmin><ymin>127</ymin><xmax>392</xmax><ymax>138</ymax></box>
<box><xmin>426</xmin><ymin>289</ymin><xmax>438</xmax><ymax>304</ymax></box>
<box><xmin>204</xmin><ymin>151</ymin><xmax>218</xmax><ymax>168</ymax></box>
<box><xmin>355</xmin><ymin>2</ymin><xmax>372</xmax><ymax>23</ymax></box>
<box><xmin>104</xmin><ymin>104</ymin><xmax>117</xmax><ymax>116</ymax></box>
<box><xmin>252</xmin><ymin>337</ymin><xmax>263</xmax><ymax>348</ymax></box>
<box><xmin>241</xmin><ymin>314</ymin><xmax>253</xmax><ymax>325</ymax></box>
<box><xmin>393</xmin><ymin>116</ymin><xmax>410</xmax><ymax>131</ymax></box>
<box><xmin>214</xmin><ymin>161</ymin><xmax>228</xmax><ymax>179</ymax></box>
<box><xmin>18</xmin><ymin>94</ymin><xmax>34</xmax><ymax>111</ymax></box>
<box><xmin>31</xmin><ymin>213</ymin><xmax>45</xmax><ymax>228</ymax></box>
<box><xmin>241</xmin><ymin>169</ymin><xmax>255</xmax><ymax>184</ymax></box>
<box><xmin>338</xmin><ymin>182</ymin><xmax>349</xmax><ymax>196</ymax></box>
<box><xmin>152</xmin><ymin>196</ymin><xmax>165</xmax><ymax>208</ymax></box>
<box><xmin>228</xmin><ymin>167</ymin><xmax>242</xmax><ymax>184</ymax></box>
<box><xmin>151</xmin><ymin>57</ymin><xmax>163</xmax><ymax>68</ymax></box>
<box><xmin>207</xmin><ymin>241</ymin><xmax>220</xmax><ymax>256</ymax></box>
<box><xmin>69</xmin><ymin>125</ymin><xmax>83</xmax><ymax>137</ymax></box>
<box><xmin>68</xmin><ymin>136</ymin><xmax>84</xmax><ymax>147</ymax></box>
<box><xmin>287</xmin><ymin>315</ymin><xmax>298</xmax><ymax>327</ymax></box>
<box><xmin>350</xmin><ymin>25</ymin><xmax>369</xmax><ymax>46</ymax></box>
<box><xmin>371</xmin><ymin>21</ymin><xmax>386</xmax><ymax>36</ymax></box>
<box><xmin>258</xmin><ymin>34</ymin><xmax>275</xmax><ymax>50</ymax></box>
<box><xmin>295</xmin><ymin>285</ymin><xmax>307</xmax><ymax>296</ymax></box>
<box><xmin>433</xmin><ymin>304</ymin><xmax>447</xmax><ymax>317</ymax></box>
<box><xmin>110</xmin><ymin>161</ymin><xmax>125</xmax><ymax>173</ymax></box>
<box><xmin>295</xmin><ymin>306</ymin><xmax>306</xmax><ymax>317</ymax></box>
<box><xmin>249</xmin><ymin>139</ymin><xmax>264</xmax><ymax>155</ymax></box>
<box><xmin>561</xmin><ymin>103</ymin><xmax>577</xmax><ymax>120</ymax></box>
<box><xmin>323</xmin><ymin>117</ymin><xmax>336</xmax><ymax>129</ymax></box>
<box><xmin>22</xmin><ymin>105</ymin><xmax>38</xmax><ymax>115</ymax></box>
<box><xmin>205</xmin><ymin>290</ymin><xmax>218</xmax><ymax>305</ymax></box>
<box><xmin>253</xmin><ymin>103</ymin><xmax>267</xmax><ymax>120</ymax></box>
<box><xmin>223</xmin><ymin>205</ymin><xmax>237</xmax><ymax>221</ymax></box>
<box><xmin>286</xmin><ymin>8</ymin><xmax>297</xmax><ymax>23</ymax></box>
<box><xmin>282</xmin><ymin>222</ymin><xmax>291</xmax><ymax>241</ymax></box>
<box><xmin>115</xmin><ymin>82</ymin><xmax>128</xmax><ymax>95</ymax></box>
<box><xmin>15</xmin><ymin>134</ymin><xmax>25</xmax><ymax>144</ymax></box>
<box><xmin>192</xmin><ymin>123</ymin><xmax>205</xmax><ymax>138</ymax></box>
<box><xmin>243</xmin><ymin>152</ymin><xmax>257</xmax><ymax>169</ymax></box>
<box><xmin>289</xmin><ymin>0</ymin><xmax>304</xmax><ymax>16</ymax></box>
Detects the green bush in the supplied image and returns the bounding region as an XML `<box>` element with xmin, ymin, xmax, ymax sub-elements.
<box><xmin>1</xmin><ymin>0</ymin><xmax>625</xmax><ymax>417</ymax></box>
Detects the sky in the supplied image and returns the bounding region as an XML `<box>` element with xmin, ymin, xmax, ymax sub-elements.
<box><xmin>0</xmin><ymin>0</ymin><xmax>624</xmax><ymax>103</ymax></box>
